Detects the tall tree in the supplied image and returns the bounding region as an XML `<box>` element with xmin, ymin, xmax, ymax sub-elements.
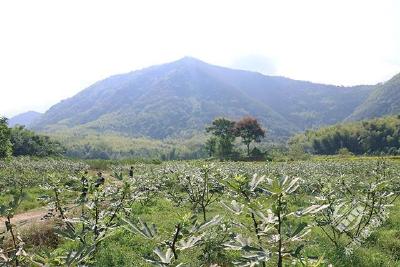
<box><xmin>205</xmin><ymin>136</ymin><xmax>217</xmax><ymax>157</ymax></box>
<box><xmin>0</xmin><ymin>117</ymin><xmax>12</xmax><ymax>158</ymax></box>
<box><xmin>234</xmin><ymin>116</ymin><xmax>266</xmax><ymax>157</ymax></box>
<box><xmin>206</xmin><ymin>118</ymin><xmax>236</xmax><ymax>159</ymax></box>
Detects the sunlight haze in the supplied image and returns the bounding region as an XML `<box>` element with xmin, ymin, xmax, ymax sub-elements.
<box><xmin>0</xmin><ymin>0</ymin><xmax>399</xmax><ymax>116</ymax></box>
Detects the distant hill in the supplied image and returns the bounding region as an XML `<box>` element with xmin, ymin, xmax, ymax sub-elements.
<box><xmin>32</xmin><ymin>57</ymin><xmax>374</xmax><ymax>140</ymax></box>
<box><xmin>9</xmin><ymin>111</ymin><xmax>42</xmax><ymax>127</ymax></box>
<box><xmin>347</xmin><ymin>73</ymin><xmax>400</xmax><ymax>121</ymax></box>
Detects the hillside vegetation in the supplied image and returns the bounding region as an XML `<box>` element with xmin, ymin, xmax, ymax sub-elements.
<box><xmin>291</xmin><ymin>115</ymin><xmax>400</xmax><ymax>155</ymax></box>
<box><xmin>31</xmin><ymin>57</ymin><xmax>373</xmax><ymax>140</ymax></box>
<box><xmin>348</xmin><ymin>73</ymin><xmax>400</xmax><ymax>120</ymax></box>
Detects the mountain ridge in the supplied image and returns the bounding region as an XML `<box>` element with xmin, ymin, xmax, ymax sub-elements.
<box><xmin>32</xmin><ymin>57</ymin><xmax>377</xmax><ymax>139</ymax></box>
<box><xmin>9</xmin><ymin>111</ymin><xmax>42</xmax><ymax>127</ymax></box>
<box><xmin>346</xmin><ymin>73</ymin><xmax>400</xmax><ymax>121</ymax></box>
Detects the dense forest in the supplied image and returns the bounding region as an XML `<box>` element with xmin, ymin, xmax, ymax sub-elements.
<box><xmin>290</xmin><ymin>115</ymin><xmax>400</xmax><ymax>155</ymax></box>
<box><xmin>5</xmin><ymin>114</ymin><xmax>400</xmax><ymax>160</ymax></box>
<box><xmin>0</xmin><ymin>118</ymin><xmax>64</xmax><ymax>158</ymax></box>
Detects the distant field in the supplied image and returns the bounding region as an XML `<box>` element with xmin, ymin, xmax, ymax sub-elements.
<box><xmin>312</xmin><ymin>155</ymin><xmax>400</xmax><ymax>161</ymax></box>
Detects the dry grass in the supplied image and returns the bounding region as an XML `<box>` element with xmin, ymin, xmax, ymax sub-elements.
<box><xmin>2</xmin><ymin>219</ymin><xmax>60</xmax><ymax>250</ymax></box>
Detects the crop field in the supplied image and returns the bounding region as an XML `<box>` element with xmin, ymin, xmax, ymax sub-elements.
<box><xmin>1</xmin><ymin>157</ymin><xmax>400</xmax><ymax>267</ymax></box>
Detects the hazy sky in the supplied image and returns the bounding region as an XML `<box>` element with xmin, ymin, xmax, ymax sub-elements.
<box><xmin>1</xmin><ymin>0</ymin><xmax>399</xmax><ymax>117</ymax></box>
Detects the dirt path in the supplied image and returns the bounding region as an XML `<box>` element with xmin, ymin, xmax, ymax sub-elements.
<box><xmin>0</xmin><ymin>175</ymin><xmax>119</xmax><ymax>230</ymax></box>
<box><xmin>0</xmin><ymin>209</ymin><xmax>47</xmax><ymax>228</ymax></box>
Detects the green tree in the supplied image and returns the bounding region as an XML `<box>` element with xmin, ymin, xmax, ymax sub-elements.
<box><xmin>206</xmin><ymin>118</ymin><xmax>236</xmax><ymax>159</ymax></box>
<box><xmin>289</xmin><ymin>115</ymin><xmax>400</xmax><ymax>155</ymax></box>
<box><xmin>234</xmin><ymin>116</ymin><xmax>265</xmax><ymax>157</ymax></box>
<box><xmin>205</xmin><ymin>136</ymin><xmax>217</xmax><ymax>157</ymax></box>
<box><xmin>0</xmin><ymin>117</ymin><xmax>12</xmax><ymax>158</ymax></box>
<box><xmin>10</xmin><ymin>125</ymin><xmax>65</xmax><ymax>157</ymax></box>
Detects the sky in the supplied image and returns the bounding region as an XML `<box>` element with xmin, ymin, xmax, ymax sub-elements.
<box><xmin>1</xmin><ymin>0</ymin><xmax>399</xmax><ymax>117</ymax></box>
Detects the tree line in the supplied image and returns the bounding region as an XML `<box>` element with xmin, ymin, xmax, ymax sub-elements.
<box><xmin>290</xmin><ymin>115</ymin><xmax>400</xmax><ymax>155</ymax></box>
<box><xmin>0</xmin><ymin>117</ymin><xmax>65</xmax><ymax>158</ymax></box>
<box><xmin>205</xmin><ymin>116</ymin><xmax>266</xmax><ymax>159</ymax></box>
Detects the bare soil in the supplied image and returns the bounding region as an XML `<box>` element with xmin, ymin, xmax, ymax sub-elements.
<box><xmin>0</xmin><ymin>209</ymin><xmax>47</xmax><ymax>229</ymax></box>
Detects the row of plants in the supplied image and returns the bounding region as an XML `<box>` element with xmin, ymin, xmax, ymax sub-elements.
<box><xmin>1</xmin><ymin>158</ymin><xmax>399</xmax><ymax>266</ymax></box>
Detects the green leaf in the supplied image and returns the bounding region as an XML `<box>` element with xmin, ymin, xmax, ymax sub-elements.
<box><xmin>121</xmin><ymin>217</ymin><xmax>157</xmax><ymax>239</ymax></box>
<box><xmin>290</xmin><ymin>222</ymin><xmax>307</xmax><ymax>238</ymax></box>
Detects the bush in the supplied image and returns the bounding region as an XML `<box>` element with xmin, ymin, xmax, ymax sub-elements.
<box><xmin>0</xmin><ymin>117</ymin><xmax>12</xmax><ymax>158</ymax></box>
<box><xmin>338</xmin><ymin>147</ymin><xmax>354</xmax><ymax>157</ymax></box>
<box><xmin>287</xmin><ymin>143</ymin><xmax>311</xmax><ymax>161</ymax></box>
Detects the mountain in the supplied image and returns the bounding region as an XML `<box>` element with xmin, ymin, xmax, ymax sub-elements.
<box><xmin>32</xmin><ymin>57</ymin><xmax>374</xmax><ymax>140</ymax></box>
<box><xmin>9</xmin><ymin>111</ymin><xmax>42</xmax><ymax>127</ymax></box>
<box><xmin>347</xmin><ymin>73</ymin><xmax>400</xmax><ymax>121</ymax></box>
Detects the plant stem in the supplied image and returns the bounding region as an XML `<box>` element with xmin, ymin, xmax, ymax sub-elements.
<box><xmin>277</xmin><ymin>193</ymin><xmax>283</xmax><ymax>267</ymax></box>
<box><xmin>170</xmin><ymin>223</ymin><xmax>181</xmax><ymax>260</ymax></box>
<box><xmin>7</xmin><ymin>216</ymin><xmax>19</xmax><ymax>267</ymax></box>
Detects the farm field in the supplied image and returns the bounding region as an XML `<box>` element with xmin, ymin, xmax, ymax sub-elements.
<box><xmin>1</xmin><ymin>157</ymin><xmax>400</xmax><ymax>267</ymax></box>
<box><xmin>2</xmin><ymin>1</ymin><xmax>400</xmax><ymax>266</ymax></box>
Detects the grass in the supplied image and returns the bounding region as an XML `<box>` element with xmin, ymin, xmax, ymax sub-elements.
<box><xmin>91</xmin><ymin>196</ymin><xmax>400</xmax><ymax>266</ymax></box>
<box><xmin>305</xmin><ymin>199</ymin><xmax>400</xmax><ymax>267</ymax></box>
<box><xmin>0</xmin><ymin>187</ymin><xmax>48</xmax><ymax>213</ymax></box>
<box><xmin>92</xmin><ymin>198</ymin><xmax>237</xmax><ymax>267</ymax></box>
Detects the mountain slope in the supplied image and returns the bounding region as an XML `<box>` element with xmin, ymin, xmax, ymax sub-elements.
<box><xmin>199</xmin><ymin>63</ymin><xmax>372</xmax><ymax>129</ymax></box>
<box><xmin>9</xmin><ymin>111</ymin><xmax>42</xmax><ymax>127</ymax></box>
<box><xmin>347</xmin><ymin>73</ymin><xmax>400</xmax><ymax>121</ymax></box>
<box><xmin>32</xmin><ymin>57</ymin><xmax>374</xmax><ymax>139</ymax></box>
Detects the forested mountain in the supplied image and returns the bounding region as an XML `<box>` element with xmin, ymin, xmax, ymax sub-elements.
<box><xmin>347</xmin><ymin>73</ymin><xmax>400</xmax><ymax>121</ymax></box>
<box><xmin>32</xmin><ymin>57</ymin><xmax>374</xmax><ymax>139</ymax></box>
<box><xmin>9</xmin><ymin>111</ymin><xmax>42</xmax><ymax>127</ymax></box>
